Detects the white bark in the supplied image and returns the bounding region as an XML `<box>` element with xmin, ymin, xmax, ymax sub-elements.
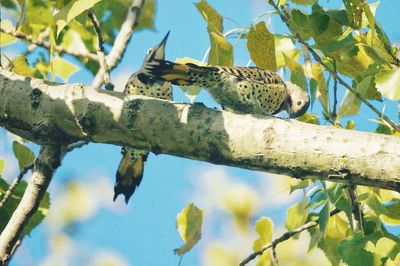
<box><xmin>1</xmin><ymin>69</ymin><xmax>399</xmax><ymax>191</ymax></box>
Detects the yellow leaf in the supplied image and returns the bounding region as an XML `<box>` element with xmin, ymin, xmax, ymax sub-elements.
<box><xmin>174</xmin><ymin>203</ymin><xmax>203</xmax><ymax>255</ymax></box>
<box><xmin>209</xmin><ymin>32</ymin><xmax>233</xmax><ymax>66</ymax></box>
<box><xmin>52</xmin><ymin>55</ymin><xmax>79</xmax><ymax>82</ymax></box>
<box><xmin>54</xmin><ymin>0</ymin><xmax>102</xmax><ymax>37</ymax></box>
<box><xmin>195</xmin><ymin>0</ymin><xmax>223</xmax><ymax>33</ymax></box>
<box><xmin>285</xmin><ymin>197</ymin><xmax>308</xmax><ymax>231</ymax></box>
<box><xmin>253</xmin><ymin>217</ymin><xmax>273</xmax><ymax>252</ymax></box>
<box><xmin>375</xmin><ymin>68</ymin><xmax>400</xmax><ymax>101</ymax></box>
<box><xmin>12</xmin><ymin>141</ymin><xmax>35</xmax><ymax>169</ymax></box>
<box><xmin>11</xmin><ymin>55</ymin><xmax>42</xmax><ymax>78</ymax></box>
<box><xmin>275</xmin><ymin>35</ymin><xmax>300</xmax><ymax>68</ymax></box>
<box><xmin>0</xmin><ymin>20</ymin><xmax>16</xmax><ymax>46</ymax></box>
<box><xmin>0</xmin><ymin>158</ymin><xmax>4</xmax><ymax>175</ymax></box>
<box><xmin>247</xmin><ymin>22</ymin><xmax>277</xmax><ymax>71</ymax></box>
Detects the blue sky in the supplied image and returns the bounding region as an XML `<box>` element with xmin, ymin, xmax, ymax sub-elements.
<box><xmin>1</xmin><ymin>0</ymin><xmax>400</xmax><ymax>265</ymax></box>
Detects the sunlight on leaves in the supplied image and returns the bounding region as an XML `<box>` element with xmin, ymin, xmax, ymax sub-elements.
<box><xmin>0</xmin><ymin>20</ymin><xmax>16</xmax><ymax>46</ymax></box>
<box><xmin>52</xmin><ymin>55</ymin><xmax>79</xmax><ymax>82</ymax></box>
<box><xmin>285</xmin><ymin>196</ymin><xmax>308</xmax><ymax>231</ymax></box>
<box><xmin>11</xmin><ymin>55</ymin><xmax>43</xmax><ymax>78</ymax></box>
<box><xmin>174</xmin><ymin>203</ymin><xmax>203</xmax><ymax>255</ymax></box>
<box><xmin>375</xmin><ymin>68</ymin><xmax>400</xmax><ymax>100</ymax></box>
<box><xmin>253</xmin><ymin>217</ymin><xmax>273</xmax><ymax>266</ymax></box>
<box><xmin>54</xmin><ymin>0</ymin><xmax>102</xmax><ymax>37</ymax></box>
<box><xmin>0</xmin><ymin>158</ymin><xmax>4</xmax><ymax>175</ymax></box>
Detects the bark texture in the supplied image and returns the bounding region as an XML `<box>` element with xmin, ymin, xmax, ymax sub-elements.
<box><xmin>1</xmin><ymin>69</ymin><xmax>399</xmax><ymax>191</ymax></box>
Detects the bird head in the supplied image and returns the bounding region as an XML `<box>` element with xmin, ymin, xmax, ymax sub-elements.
<box><xmin>286</xmin><ymin>82</ymin><xmax>310</xmax><ymax>118</ymax></box>
<box><xmin>143</xmin><ymin>31</ymin><xmax>170</xmax><ymax>64</ymax></box>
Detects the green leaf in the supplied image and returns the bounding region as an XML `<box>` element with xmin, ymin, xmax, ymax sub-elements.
<box><xmin>375</xmin><ymin>68</ymin><xmax>400</xmax><ymax>100</ymax></box>
<box><xmin>319</xmin><ymin>201</ymin><xmax>330</xmax><ymax>234</ymax></box>
<box><xmin>274</xmin><ymin>35</ymin><xmax>300</xmax><ymax>68</ymax></box>
<box><xmin>195</xmin><ymin>0</ymin><xmax>223</xmax><ymax>33</ymax></box>
<box><xmin>51</xmin><ymin>55</ymin><xmax>79</xmax><ymax>81</ymax></box>
<box><xmin>247</xmin><ymin>22</ymin><xmax>277</xmax><ymax>71</ymax></box>
<box><xmin>12</xmin><ymin>141</ymin><xmax>35</xmax><ymax>170</ymax></box>
<box><xmin>338</xmin><ymin>75</ymin><xmax>372</xmax><ymax>117</ymax></box>
<box><xmin>380</xmin><ymin>202</ymin><xmax>400</xmax><ymax>225</ymax></box>
<box><xmin>308</xmin><ymin>190</ymin><xmax>327</xmax><ymax>210</ymax></box>
<box><xmin>343</xmin><ymin>0</ymin><xmax>364</xmax><ymax>29</ymax></box>
<box><xmin>209</xmin><ymin>32</ymin><xmax>233</xmax><ymax>66</ymax></box>
<box><xmin>0</xmin><ymin>179</ymin><xmax>50</xmax><ymax>236</ymax></box>
<box><xmin>296</xmin><ymin>113</ymin><xmax>320</xmax><ymax>124</ymax></box>
<box><xmin>285</xmin><ymin>197</ymin><xmax>308</xmax><ymax>231</ymax></box>
<box><xmin>345</xmin><ymin>120</ymin><xmax>356</xmax><ymax>129</ymax></box>
<box><xmin>0</xmin><ymin>20</ymin><xmax>16</xmax><ymax>46</ymax></box>
<box><xmin>54</xmin><ymin>0</ymin><xmax>102</xmax><ymax>37</ymax></box>
<box><xmin>338</xmin><ymin>233</ymin><xmax>374</xmax><ymax>266</ymax></box>
<box><xmin>174</xmin><ymin>203</ymin><xmax>203</xmax><ymax>255</ymax></box>
<box><xmin>289</xmin><ymin>179</ymin><xmax>311</xmax><ymax>194</ymax></box>
<box><xmin>136</xmin><ymin>0</ymin><xmax>155</xmax><ymax>31</ymax></box>
<box><xmin>11</xmin><ymin>55</ymin><xmax>43</xmax><ymax>78</ymax></box>
<box><xmin>291</xmin><ymin>0</ymin><xmax>318</xmax><ymax>5</ymax></box>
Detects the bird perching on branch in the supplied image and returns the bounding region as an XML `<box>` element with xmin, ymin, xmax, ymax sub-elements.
<box><xmin>114</xmin><ymin>32</ymin><xmax>172</xmax><ymax>204</ymax></box>
<box><xmin>144</xmin><ymin>60</ymin><xmax>310</xmax><ymax>118</ymax></box>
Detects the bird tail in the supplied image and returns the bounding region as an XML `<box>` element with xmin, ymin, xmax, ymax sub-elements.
<box><xmin>143</xmin><ymin>59</ymin><xmax>209</xmax><ymax>86</ymax></box>
<box><xmin>114</xmin><ymin>147</ymin><xmax>148</xmax><ymax>204</ymax></box>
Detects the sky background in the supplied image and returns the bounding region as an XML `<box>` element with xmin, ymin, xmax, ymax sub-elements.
<box><xmin>1</xmin><ymin>0</ymin><xmax>400</xmax><ymax>265</ymax></box>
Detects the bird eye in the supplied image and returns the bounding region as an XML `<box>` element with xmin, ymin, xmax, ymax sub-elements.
<box><xmin>297</xmin><ymin>101</ymin><xmax>302</xmax><ymax>106</ymax></box>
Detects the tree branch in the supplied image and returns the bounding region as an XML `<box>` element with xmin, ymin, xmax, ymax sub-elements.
<box><xmin>1</xmin><ymin>70</ymin><xmax>399</xmax><ymax>191</ymax></box>
<box><xmin>88</xmin><ymin>9</ymin><xmax>113</xmax><ymax>90</ymax></box>
<box><xmin>0</xmin><ymin>163</ymin><xmax>34</xmax><ymax>209</ymax></box>
<box><xmin>91</xmin><ymin>0</ymin><xmax>145</xmax><ymax>89</ymax></box>
<box><xmin>267</xmin><ymin>0</ymin><xmax>399</xmax><ymax>133</ymax></box>
<box><xmin>0</xmin><ymin>27</ymin><xmax>98</xmax><ymax>61</ymax></box>
<box><xmin>240</xmin><ymin>209</ymin><xmax>341</xmax><ymax>266</ymax></box>
<box><xmin>0</xmin><ymin>145</ymin><xmax>62</xmax><ymax>265</ymax></box>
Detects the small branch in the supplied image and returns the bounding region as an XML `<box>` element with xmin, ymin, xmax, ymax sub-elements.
<box><xmin>267</xmin><ymin>1</ymin><xmax>399</xmax><ymax>133</ymax></box>
<box><xmin>271</xmin><ymin>244</ymin><xmax>279</xmax><ymax>265</ymax></box>
<box><xmin>348</xmin><ymin>185</ymin><xmax>365</xmax><ymax>231</ymax></box>
<box><xmin>332</xmin><ymin>60</ymin><xmax>338</xmax><ymax>123</ymax></box>
<box><xmin>91</xmin><ymin>0</ymin><xmax>145</xmax><ymax>89</ymax></box>
<box><xmin>240</xmin><ymin>209</ymin><xmax>341</xmax><ymax>266</ymax></box>
<box><xmin>0</xmin><ymin>27</ymin><xmax>98</xmax><ymax>61</ymax></box>
<box><xmin>0</xmin><ymin>145</ymin><xmax>62</xmax><ymax>264</ymax></box>
<box><xmin>0</xmin><ymin>163</ymin><xmax>34</xmax><ymax>209</ymax></box>
<box><xmin>65</xmin><ymin>140</ymin><xmax>89</xmax><ymax>152</ymax></box>
<box><xmin>88</xmin><ymin>9</ymin><xmax>113</xmax><ymax>90</ymax></box>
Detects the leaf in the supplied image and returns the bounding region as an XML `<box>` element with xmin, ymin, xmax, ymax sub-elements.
<box><xmin>11</xmin><ymin>55</ymin><xmax>43</xmax><ymax>78</ymax></box>
<box><xmin>174</xmin><ymin>203</ymin><xmax>203</xmax><ymax>255</ymax></box>
<box><xmin>343</xmin><ymin>0</ymin><xmax>364</xmax><ymax>29</ymax></box>
<box><xmin>0</xmin><ymin>20</ymin><xmax>16</xmax><ymax>46</ymax></box>
<box><xmin>12</xmin><ymin>141</ymin><xmax>35</xmax><ymax>170</ymax></box>
<box><xmin>136</xmin><ymin>0</ymin><xmax>155</xmax><ymax>31</ymax></box>
<box><xmin>54</xmin><ymin>0</ymin><xmax>102</xmax><ymax>37</ymax></box>
<box><xmin>291</xmin><ymin>0</ymin><xmax>318</xmax><ymax>5</ymax></box>
<box><xmin>0</xmin><ymin>158</ymin><xmax>4</xmax><ymax>175</ymax></box>
<box><xmin>195</xmin><ymin>0</ymin><xmax>223</xmax><ymax>33</ymax></box>
<box><xmin>318</xmin><ymin>201</ymin><xmax>330</xmax><ymax>234</ymax></box>
<box><xmin>274</xmin><ymin>35</ymin><xmax>300</xmax><ymax>68</ymax></box>
<box><xmin>289</xmin><ymin>179</ymin><xmax>311</xmax><ymax>194</ymax></box>
<box><xmin>308</xmin><ymin>190</ymin><xmax>327</xmax><ymax>210</ymax></box>
<box><xmin>375</xmin><ymin>68</ymin><xmax>400</xmax><ymax>100</ymax></box>
<box><xmin>338</xmin><ymin>233</ymin><xmax>374</xmax><ymax>266</ymax></box>
<box><xmin>345</xmin><ymin>120</ymin><xmax>356</xmax><ymax>129</ymax></box>
<box><xmin>247</xmin><ymin>22</ymin><xmax>277</xmax><ymax>71</ymax></box>
<box><xmin>209</xmin><ymin>32</ymin><xmax>233</xmax><ymax>66</ymax></box>
<box><xmin>253</xmin><ymin>217</ymin><xmax>274</xmax><ymax>250</ymax></box>
<box><xmin>51</xmin><ymin>55</ymin><xmax>79</xmax><ymax>81</ymax></box>
<box><xmin>285</xmin><ymin>197</ymin><xmax>308</xmax><ymax>231</ymax></box>
<box><xmin>296</xmin><ymin>113</ymin><xmax>320</xmax><ymax>124</ymax></box>
<box><xmin>338</xmin><ymin>75</ymin><xmax>372</xmax><ymax>117</ymax></box>
<box><xmin>253</xmin><ymin>217</ymin><xmax>273</xmax><ymax>266</ymax></box>
<box><xmin>0</xmin><ymin>179</ymin><xmax>50</xmax><ymax>236</ymax></box>
<box><xmin>195</xmin><ymin>0</ymin><xmax>233</xmax><ymax>66</ymax></box>
<box><xmin>175</xmin><ymin>57</ymin><xmax>206</xmax><ymax>102</ymax></box>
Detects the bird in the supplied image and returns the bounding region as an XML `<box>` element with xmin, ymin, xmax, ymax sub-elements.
<box><xmin>143</xmin><ymin>60</ymin><xmax>310</xmax><ymax>118</ymax></box>
<box><xmin>114</xmin><ymin>32</ymin><xmax>172</xmax><ymax>204</ymax></box>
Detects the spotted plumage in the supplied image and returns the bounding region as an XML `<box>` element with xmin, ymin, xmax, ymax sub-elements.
<box><xmin>114</xmin><ymin>32</ymin><xmax>172</xmax><ymax>204</ymax></box>
<box><xmin>144</xmin><ymin>60</ymin><xmax>310</xmax><ymax>118</ymax></box>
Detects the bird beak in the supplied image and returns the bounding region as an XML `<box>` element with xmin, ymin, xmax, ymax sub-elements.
<box><xmin>152</xmin><ymin>31</ymin><xmax>170</xmax><ymax>60</ymax></box>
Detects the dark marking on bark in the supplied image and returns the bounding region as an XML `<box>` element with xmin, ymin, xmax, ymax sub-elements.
<box><xmin>29</xmin><ymin>88</ymin><xmax>42</xmax><ymax>109</ymax></box>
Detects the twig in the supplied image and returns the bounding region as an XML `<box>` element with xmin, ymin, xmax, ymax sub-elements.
<box><xmin>332</xmin><ymin>59</ymin><xmax>338</xmax><ymax>123</ymax></box>
<box><xmin>271</xmin><ymin>244</ymin><xmax>279</xmax><ymax>265</ymax></box>
<box><xmin>88</xmin><ymin>10</ymin><xmax>113</xmax><ymax>90</ymax></box>
<box><xmin>65</xmin><ymin>140</ymin><xmax>89</xmax><ymax>152</ymax></box>
<box><xmin>91</xmin><ymin>0</ymin><xmax>145</xmax><ymax>89</ymax></box>
<box><xmin>0</xmin><ymin>27</ymin><xmax>98</xmax><ymax>61</ymax></box>
<box><xmin>348</xmin><ymin>185</ymin><xmax>364</xmax><ymax>231</ymax></box>
<box><xmin>239</xmin><ymin>209</ymin><xmax>341</xmax><ymax>266</ymax></box>
<box><xmin>267</xmin><ymin>0</ymin><xmax>399</xmax><ymax>133</ymax></box>
<box><xmin>0</xmin><ymin>145</ymin><xmax>62</xmax><ymax>264</ymax></box>
<box><xmin>0</xmin><ymin>163</ymin><xmax>34</xmax><ymax>209</ymax></box>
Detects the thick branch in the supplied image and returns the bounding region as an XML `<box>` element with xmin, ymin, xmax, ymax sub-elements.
<box><xmin>0</xmin><ymin>145</ymin><xmax>62</xmax><ymax>264</ymax></box>
<box><xmin>0</xmin><ymin>27</ymin><xmax>98</xmax><ymax>61</ymax></box>
<box><xmin>91</xmin><ymin>0</ymin><xmax>145</xmax><ymax>88</ymax></box>
<box><xmin>1</xmin><ymin>69</ymin><xmax>400</xmax><ymax>191</ymax></box>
